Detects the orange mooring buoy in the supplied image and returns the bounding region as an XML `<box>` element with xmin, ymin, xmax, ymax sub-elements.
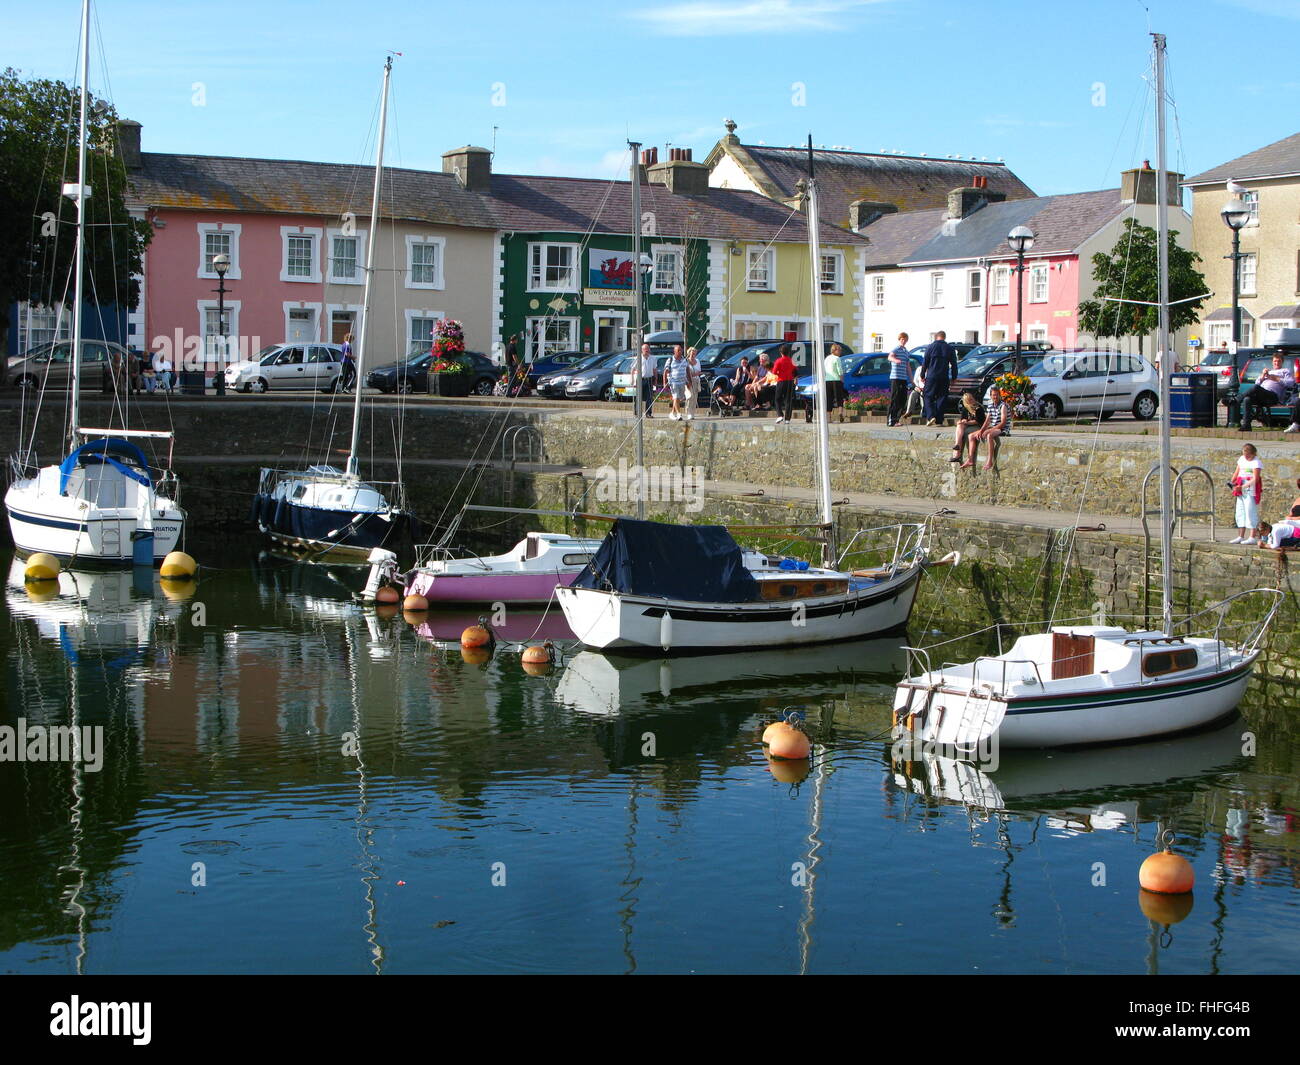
<box><xmin>461</xmin><ymin>623</ymin><xmax>494</xmax><ymax>648</ymax></box>
<box><xmin>460</xmin><ymin>646</ymin><xmax>492</xmax><ymax>666</ymax></box>
<box><xmin>403</xmin><ymin>593</ymin><xmax>429</xmax><ymax>612</ymax></box>
<box><xmin>1138</xmin><ymin>888</ymin><xmax>1194</xmax><ymax>925</ymax></box>
<box><xmin>761</xmin><ymin>720</ymin><xmax>786</xmax><ymax>747</ymax></box>
<box><xmin>765</xmin><ymin>721</ymin><xmax>811</xmax><ymax>761</ymax></box>
<box><xmin>1139</xmin><ymin>850</ymin><xmax>1194</xmax><ymax>895</ymax></box>
<box><xmin>521</xmin><ymin>644</ymin><xmax>551</xmax><ymax>664</ymax></box>
<box><xmin>375</xmin><ymin>586</ymin><xmax>400</xmax><ymax>605</ymax></box>
<box><xmin>766</xmin><ymin>755</ymin><xmax>811</xmax><ymax>784</ymax></box>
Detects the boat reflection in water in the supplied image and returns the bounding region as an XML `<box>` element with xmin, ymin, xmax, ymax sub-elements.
<box><xmin>408</xmin><ymin>608</ymin><xmax>577</xmax><ymax>650</ymax></box>
<box><xmin>556</xmin><ymin>635</ymin><xmax>908</xmax><ymax>718</ymax></box>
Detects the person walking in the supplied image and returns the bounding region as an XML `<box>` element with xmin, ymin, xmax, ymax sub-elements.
<box><xmin>638</xmin><ymin>342</ymin><xmax>657</xmax><ymax>418</ymax></box>
<box><xmin>824</xmin><ymin>342</ymin><xmax>846</xmax><ymax>423</ymax></box>
<box><xmin>919</xmin><ymin>330</ymin><xmax>957</xmax><ymax>426</ymax></box>
<box><xmin>887</xmin><ymin>332</ymin><xmax>910</xmax><ymax>426</ymax></box>
<box><xmin>667</xmin><ymin>345</ymin><xmax>691</xmax><ymax>420</ymax></box>
<box><xmin>505</xmin><ymin>334</ymin><xmax>519</xmax><ymax>377</ymax></box>
<box><xmin>685</xmin><ymin>346</ymin><xmax>701</xmax><ymax>420</ymax></box>
<box><xmin>1230</xmin><ymin>442</ymin><xmax>1263</xmax><ymax>544</ymax></box>
<box><xmin>339</xmin><ymin>333</ymin><xmax>356</xmax><ymax>393</ymax></box>
<box><xmin>772</xmin><ymin>343</ymin><xmax>797</xmax><ymax>424</ymax></box>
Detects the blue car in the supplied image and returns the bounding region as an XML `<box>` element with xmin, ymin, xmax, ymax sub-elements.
<box><xmin>796</xmin><ymin>351</ymin><xmax>921</xmax><ymax>398</ymax></box>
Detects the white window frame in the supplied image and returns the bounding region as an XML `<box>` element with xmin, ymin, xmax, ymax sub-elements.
<box><xmin>1207</xmin><ymin>322</ymin><xmax>1230</xmax><ymax>349</ymax></box>
<box><xmin>991</xmin><ymin>265</ymin><xmax>1010</xmax><ymax>304</ymax></box>
<box><xmin>527</xmin><ymin>242</ymin><xmax>579</xmax><ymax>293</ymax></box>
<box><xmin>870</xmin><ymin>335</ymin><xmax>884</xmax><ymax>352</ymax></box>
<box><xmin>279</xmin><ymin>226</ymin><xmax>322</xmax><ymax>284</ymax></box>
<box><xmin>197</xmin><ymin>299</ymin><xmax>241</xmax><ymax>360</ymax></box>
<box><xmin>649</xmin><ymin>312</ymin><xmax>683</xmax><ymax>335</ymax></box>
<box><xmin>871</xmin><ymin>275</ymin><xmax>885</xmax><ymax>308</ymax></box>
<box><xmin>819</xmin><ymin>250</ymin><xmax>844</xmax><ymax>294</ymax></box>
<box><xmin>525</xmin><ymin>316</ymin><xmax>579</xmax><ymax>360</ymax></box>
<box><xmin>966</xmin><ymin>269</ymin><xmax>982</xmax><ymax>306</ymax></box>
<box><xmin>197</xmin><ymin>222</ymin><xmax>242</xmax><ymax>280</ymax></box>
<box><xmin>1029</xmin><ymin>264</ymin><xmax>1048</xmax><ymax>303</ymax></box>
<box><xmin>405</xmin><ymin>309</ymin><xmax>445</xmax><ymax>356</ymax></box>
<box><xmin>16</xmin><ymin>301</ymin><xmax>69</xmax><ymax>353</ymax></box>
<box><xmin>929</xmin><ymin>271</ymin><xmax>944</xmax><ymax>309</ymax></box>
<box><xmin>1241</xmin><ymin>189</ymin><xmax>1259</xmax><ymax>226</ymax></box>
<box><xmin>1028</xmin><ymin>324</ymin><xmax>1048</xmax><ymax>341</ymax></box>
<box><xmin>731</xmin><ymin>315</ymin><xmax>842</xmax><ymax>341</ymax></box>
<box><xmin>1239</xmin><ymin>252</ymin><xmax>1257</xmax><ymax>296</ymax></box>
<box><xmin>651</xmin><ymin>244</ymin><xmax>684</xmax><ymax>295</ymax></box>
<box><xmin>326</xmin><ymin>226</ymin><xmax>366</xmax><ymax>285</ymax></box>
<box><xmin>282</xmin><ymin>302</ymin><xmax>322</xmax><ymax>343</ymax></box>
<box><xmin>406</xmin><ymin>234</ymin><xmax>446</xmax><ymax>290</ymax></box>
<box><xmin>745</xmin><ymin>246</ymin><xmax>776</xmax><ymax>292</ymax></box>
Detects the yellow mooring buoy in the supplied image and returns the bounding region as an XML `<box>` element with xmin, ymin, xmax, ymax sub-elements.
<box><xmin>159</xmin><ymin>551</ymin><xmax>198</xmax><ymax>579</ymax></box>
<box><xmin>24</xmin><ymin>553</ymin><xmax>61</xmax><ymax>582</ymax></box>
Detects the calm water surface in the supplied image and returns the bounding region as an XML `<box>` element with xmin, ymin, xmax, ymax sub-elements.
<box><xmin>1</xmin><ymin>544</ymin><xmax>1297</xmax><ymax>974</ymax></box>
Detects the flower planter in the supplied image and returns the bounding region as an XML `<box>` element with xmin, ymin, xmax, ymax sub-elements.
<box><xmin>429</xmin><ymin>372</ymin><xmax>471</xmax><ymax>397</ymax></box>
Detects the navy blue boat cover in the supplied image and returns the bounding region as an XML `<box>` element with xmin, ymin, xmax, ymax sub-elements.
<box><xmin>571</xmin><ymin>518</ymin><xmax>760</xmax><ymax>602</ymax></box>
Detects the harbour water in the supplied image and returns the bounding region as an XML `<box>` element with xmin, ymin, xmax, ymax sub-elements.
<box><xmin>1</xmin><ymin>541</ymin><xmax>1297</xmax><ymax>975</ymax></box>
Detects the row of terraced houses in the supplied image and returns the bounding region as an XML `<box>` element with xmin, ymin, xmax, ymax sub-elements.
<box><xmin>8</xmin><ymin>122</ymin><xmax>1300</xmax><ymax>364</ymax></box>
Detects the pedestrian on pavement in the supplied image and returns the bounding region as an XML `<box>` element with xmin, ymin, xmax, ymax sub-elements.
<box><xmin>1229</xmin><ymin>442</ymin><xmax>1264</xmax><ymax>544</ymax></box>
<box><xmin>340</xmin><ymin>333</ymin><xmax>356</xmax><ymax>392</ymax></box>
<box><xmin>919</xmin><ymin>330</ymin><xmax>957</xmax><ymax>426</ymax></box>
<box><xmin>667</xmin><ymin>345</ymin><xmax>692</xmax><ymax>421</ymax></box>
<box><xmin>686</xmin><ymin>346</ymin><xmax>701</xmax><ymax>415</ymax></box>
<box><xmin>772</xmin><ymin>343</ymin><xmax>797</xmax><ymax>423</ymax></box>
<box><xmin>824</xmin><ymin>342</ymin><xmax>847</xmax><ymax>422</ymax></box>
<box><xmin>505</xmin><ymin>334</ymin><xmax>519</xmax><ymax>376</ymax></box>
<box><xmin>1240</xmin><ymin>353</ymin><xmax>1294</xmax><ymax>431</ymax></box>
<box><xmin>887</xmin><ymin>332</ymin><xmax>910</xmax><ymax>426</ymax></box>
<box><xmin>638</xmin><ymin>342</ymin><xmax>657</xmax><ymax>417</ymax></box>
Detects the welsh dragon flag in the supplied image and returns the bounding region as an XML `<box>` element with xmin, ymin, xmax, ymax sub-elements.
<box><xmin>588</xmin><ymin>249</ymin><xmax>635</xmax><ymax>289</ymax></box>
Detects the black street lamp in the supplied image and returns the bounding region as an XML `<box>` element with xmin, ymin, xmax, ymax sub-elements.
<box><xmin>212</xmin><ymin>252</ymin><xmax>231</xmax><ymax>395</ymax></box>
<box><xmin>1007</xmin><ymin>225</ymin><xmax>1036</xmax><ymax>362</ymax></box>
<box><xmin>1220</xmin><ymin>196</ymin><xmax>1250</xmax><ymax>427</ymax></box>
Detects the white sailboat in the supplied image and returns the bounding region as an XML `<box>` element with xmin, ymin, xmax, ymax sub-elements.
<box><xmin>556</xmin><ymin>143</ymin><xmax>938</xmax><ymax>652</ymax></box>
<box><xmin>891</xmin><ymin>33</ymin><xmax>1281</xmax><ymax>749</ymax></box>
<box><xmin>249</xmin><ymin>55</ymin><xmax>413</xmax><ymax>563</ymax></box>
<box><xmin>5</xmin><ymin>0</ymin><xmax>185</xmax><ymax>566</ymax></box>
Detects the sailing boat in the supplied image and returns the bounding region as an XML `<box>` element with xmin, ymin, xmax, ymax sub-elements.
<box><xmin>4</xmin><ymin>0</ymin><xmax>185</xmax><ymax>566</ymax></box>
<box><xmin>891</xmin><ymin>33</ymin><xmax>1282</xmax><ymax>749</ymax></box>
<box><xmin>249</xmin><ymin>55</ymin><xmax>413</xmax><ymax>563</ymax></box>
<box><xmin>555</xmin><ymin>143</ymin><xmax>938</xmax><ymax>652</ymax></box>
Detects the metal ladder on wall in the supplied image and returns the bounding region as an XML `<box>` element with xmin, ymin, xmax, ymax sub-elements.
<box><xmin>500</xmin><ymin>425</ymin><xmax>544</xmax><ymax>506</ymax></box>
<box><xmin>1139</xmin><ymin>464</ymin><xmax>1217</xmax><ymax>626</ymax></box>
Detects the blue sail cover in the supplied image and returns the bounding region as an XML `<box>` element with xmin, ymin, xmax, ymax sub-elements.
<box><xmin>571</xmin><ymin>518</ymin><xmax>761</xmax><ymax>603</ymax></box>
<box><xmin>59</xmin><ymin>438</ymin><xmax>154</xmax><ymax>495</ymax></box>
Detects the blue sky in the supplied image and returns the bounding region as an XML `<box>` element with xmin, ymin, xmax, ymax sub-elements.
<box><xmin>7</xmin><ymin>0</ymin><xmax>1299</xmax><ymax>200</ymax></box>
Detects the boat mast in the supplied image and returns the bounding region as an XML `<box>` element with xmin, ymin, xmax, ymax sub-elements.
<box><xmin>347</xmin><ymin>55</ymin><xmax>392</xmax><ymax>478</ymax></box>
<box><xmin>1153</xmin><ymin>33</ymin><xmax>1174</xmax><ymax>635</ymax></box>
<box><xmin>630</xmin><ymin>141</ymin><xmax>645</xmax><ymax>520</ymax></box>
<box><xmin>804</xmin><ymin>138</ymin><xmax>835</xmax><ymax>566</ymax></box>
<box><xmin>67</xmin><ymin>0</ymin><xmax>91</xmax><ymax>451</ymax></box>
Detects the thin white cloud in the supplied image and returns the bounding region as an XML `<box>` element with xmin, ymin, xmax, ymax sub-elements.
<box><xmin>630</xmin><ymin>0</ymin><xmax>889</xmax><ymax>37</ymax></box>
<box><xmin>1218</xmin><ymin>0</ymin><xmax>1300</xmax><ymax>18</ymax></box>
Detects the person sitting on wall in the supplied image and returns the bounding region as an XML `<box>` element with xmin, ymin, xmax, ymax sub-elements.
<box><xmin>152</xmin><ymin>348</ymin><xmax>174</xmax><ymax>392</ymax></box>
<box><xmin>961</xmin><ymin>386</ymin><xmax>1010</xmax><ymax>470</ymax></box>
<box><xmin>1256</xmin><ymin>520</ymin><xmax>1300</xmax><ymax>550</ymax></box>
<box><xmin>744</xmin><ymin>354</ymin><xmax>773</xmax><ymax>409</ymax></box>
<box><xmin>731</xmin><ymin>357</ymin><xmax>755</xmax><ymax>407</ymax></box>
<box><xmin>949</xmin><ymin>391</ymin><xmax>986</xmax><ymax>464</ymax></box>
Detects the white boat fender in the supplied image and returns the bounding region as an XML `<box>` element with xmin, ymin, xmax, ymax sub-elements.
<box><xmin>659</xmin><ymin>612</ymin><xmax>673</xmax><ymax>652</ymax></box>
<box><xmin>925</xmin><ymin>550</ymin><xmax>961</xmax><ymax>569</ymax></box>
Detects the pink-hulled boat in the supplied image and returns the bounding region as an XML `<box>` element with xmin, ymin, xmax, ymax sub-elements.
<box><xmin>403</xmin><ymin>532</ymin><xmax>603</xmax><ymax>605</ymax></box>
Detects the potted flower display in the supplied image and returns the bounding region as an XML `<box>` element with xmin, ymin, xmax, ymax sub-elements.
<box><xmin>428</xmin><ymin>319</ymin><xmax>471</xmax><ymax>396</ymax></box>
<box><xmin>990</xmin><ymin>371</ymin><xmax>1040</xmax><ymax>420</ymax></box>
<box><xmin>841</xmin><ymin>387</ymin><xmax>890</xmax><ymax>421</ymax></box>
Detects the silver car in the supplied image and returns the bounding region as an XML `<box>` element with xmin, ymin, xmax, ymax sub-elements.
<box><xmin>225</xmin><ymin>343</ymin><xmax>345</xmax><ymax>393</ymax></box>
<box><xmin>6</xmin><ymin>339</ymin><xmax>130</xmax><ymax>390</ymax></box>
<box><xmin>991</xmin><ymin>350</ymin><xmax>1159</xmax><ymax>420</ymax></box>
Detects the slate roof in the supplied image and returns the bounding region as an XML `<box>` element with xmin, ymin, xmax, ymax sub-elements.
<box><xmin>1261</xmin><ymin>304</ymin><xmax>1300</xmax><ymax>319</ymax></box>
<box><xmin>862</xmin><ymin>189</ymin><xmax>1139</xmax><ymax>268</ymax></box>
<box><xmin>128</xmin><ymin>152</ymin><xmax>866</xmax><ymax>246</ymax></box>
<box><xmin>1205</xmin><ymin>307</ymin><xmax>1254</xmax><ymax>321</ymax></box>
<box><xmin>720</xmin><ymin>144</ymin><xmax>1035</xmax><ymax>229</ymax></box>
<box><xmin>131</xmin><ymin>153</ymin><xmax>500</xmax><ymax>228</ymax></box>
<box><xmin>1184</xmin><ymin>132</ymin><xmax>1300</xmax><ymax>186</ymax></box>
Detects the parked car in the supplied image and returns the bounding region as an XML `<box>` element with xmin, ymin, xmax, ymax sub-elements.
<box><xmin>535</xmin><ymin>351</ymin><xmax>620</xmax><ymax>398</ymax></box>
<box><xmin>366</xmin><ymin>349</ymin><xmax>496</xmax><ymax>395</ymax></box>
<box><xmin>225</xmin><ymin>343</ymin><xmax>345</xmax><ymax>393</ymax></box>
<box><xmin>565</xmin><ymin>345</ymin><xmax>674</xmax><ymax>401</ymax></box>
<box><xmin>1191</xmin><ymin>349</ymin><xmax>1236</xmax><ymax>387</ymax></box>
<box><xmin>612</xmin><ymin>353</ymin><xmax>672</xmax><ymax>401</ymax></box>
<box><xmin>946</xmin><ymin>350</ymin><xmax>1048</xmax><ymax>411</ymax></box>
<box><xmin>7</xmin><ymin>338</ymin><xmax>131</xmax><ymax>390</ymax></box>
<box><xmin>795</xmin><ymin>351</ymin><xmax>921</xmax><ymax>399</ymax></box>
<box><xmin>996</xmin><ymin>350</ymin><xmax>1158</xmax><ymax>420</ymax></box>
<box><xmin>522</xmin><ymin>350</ymin><xmax>588</xmax><ymax>391</ymax></box>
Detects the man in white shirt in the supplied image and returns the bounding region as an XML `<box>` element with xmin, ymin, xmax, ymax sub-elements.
<box><xmin>153</xmin><ymin>349</ymin><xmax>174</xmax><ymax>392</ymax></box>
<box><xmin>637</xmin><ymin>342</ymin><xmax>656</xmax><ymax>418</ymax></box>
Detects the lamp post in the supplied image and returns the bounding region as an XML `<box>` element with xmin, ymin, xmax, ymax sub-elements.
<box><xmin>1220</xmin><ymin>197</ymin><xmax>1250</xmax><ymax>427</ymax></box>
<box><xmin>1007</xmin><ymin>225</ymin><xmax>1036</xmax><ymax>362</ymax></box>
<box><xmin>212</xmin><ymin>252</ymin><xmax>231</xmax><ymax>395</ymax></box>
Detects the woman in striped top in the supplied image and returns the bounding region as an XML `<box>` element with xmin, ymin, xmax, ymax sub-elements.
<box><xmin>960</xmin><ymin>387</ymin><xmax>1010</xmax><ymax>470</ymax></box>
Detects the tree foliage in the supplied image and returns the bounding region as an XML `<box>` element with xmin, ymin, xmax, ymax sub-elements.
<box><xmin>1077</xmin><ymin>218</ymin><xmax>1207</xmax><ymax>346</ymax></box>
<box><xmin>0</xmin><ymin>67</ymin><xmax>150</xmax><ymax>337</ymax></box>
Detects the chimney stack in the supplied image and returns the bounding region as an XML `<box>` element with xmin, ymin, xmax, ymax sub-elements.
<box><xmin>116</xmin><ymin>118</ymin><xmax>142</xmax><ymax>170</ymax></box>
<box><xmin>849</xmin><ymin>199</ymin><xmax>898</xmax><ymax>231</ymax></box>
<box><xmin>441</xmin><ymin>145</ymin><xmax>492</xmax><ymax>191</ymax></box>
<box><xmin>1120</xmin><ymin>164</ymin><xmax>1183</xmax><ymax>206</ymax></box>
<box><xmin>945</xmin><ymin>181</ymin><xmax>1006</xmax><ymax>221</ymax></box>
<box><xmin>647</xmin><ymin>147</ymin><xmax>708</xmax><ymax>195</ymax></box>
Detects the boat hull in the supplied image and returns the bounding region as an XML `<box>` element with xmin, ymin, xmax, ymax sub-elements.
<box><xmin>252</xmin><ymin>493</ymin><xmax>406</xmax><ymax>562</ymax></box>
<box><xmin>6</xmin><ymin>484</ymin><xmax>183</xmax><ymax>565</ymax></box>
<box><xmin>557</xmin><ymin>565</ymin><xmax>921</xmax><ymax>653</ymax></box>
<box><xmin>406</xmin><ymin>570</ymin><xmax>578</xmax><ymax>605</ymax></box>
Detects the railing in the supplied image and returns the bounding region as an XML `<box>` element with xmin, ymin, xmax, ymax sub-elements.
<box><xmin>837</xmin><ymin>522</ymin><xmax>928</xmax><ymax>575</ymax></box>
<box><xmin>1171</xmin><ymin>587</ymin><xmax>1284</xmax><ymax>661</ymax></box>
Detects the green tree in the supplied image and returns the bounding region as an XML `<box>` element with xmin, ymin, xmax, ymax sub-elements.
<box><xmin>0</xmin><ymin>67</ymin><xmax>150</xmax><ymax>340</ymax></box>
<box><xmin>1076</xmin><ymin>217</ymin><xmax>1206</xmax><ymax>356</ymax></box>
